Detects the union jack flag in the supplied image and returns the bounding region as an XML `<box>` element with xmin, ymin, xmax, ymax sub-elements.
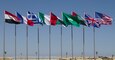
<box><xmin>85</xmin><ymin>13</ymin><xmax>100</xmax><ymax>28</ymax></box>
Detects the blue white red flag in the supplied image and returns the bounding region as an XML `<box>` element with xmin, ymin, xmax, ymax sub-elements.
<box><xmin>27</xmin><ymin>11</ymin><xmax>43</xmax><ymax>25</ymax></box>
<box><xmin>17</xmin><ymin>12</ymin><xmax>34</xmax><ymax>26</ymax></box>
<box><xmin>85</xmin><ymin>13</ymin><xmax>100</xmax><ymax>28</ymax></box>
<box><xmin>95</xmin><ymin>12</ymin><xmax>112</xmax><ymax>25</ymax></box>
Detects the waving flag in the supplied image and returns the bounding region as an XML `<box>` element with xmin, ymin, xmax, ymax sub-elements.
<box><xmin>95</xmin><ymin>12</ymin><xmax>112</xmax><ymax>25</ymax></box>
<box><xmin>50</xmin><ymin>14</ymin><xmax>67</xmax><ymax>27</ymax></box>
<box><xmin>62</xmin><ymin>13</ymin><xmax>71</xmax><ymax>27</ymax></box>
<box><xmin>4</xmin><ymin>10</ymin><xmax>20</xmax><ymax>24</ymax></box>
<box><xmin>50</xmin><ymin>12</ymin><xmax>58</xmax><ymax>26</ymax></box>
<box><xmin>72</xmin><ymin>12</ymin><xmax>86</xmax><ymax>26</ymax></box>
<box><xmin>27</xmin><ymin>11</ymin><xmax>43</xmax><ymax>25</ymax></box>
<box><xmin>63</xmin><ymin>12</ymin><xmax>80</xmax><ymax>27</ymax></box>
<box><xmin>17</xmin><ymin>12</ymin><xmax>34</xmax><ymax>26</ymax></box>
<box><xmin>85</xmin><ymin>13</ymin><xmax>100</xmax><ymax>28</ymax></box>
<box><xmin>39</xmin><ymin>12</ymin><xmax>51</xmax><ymax>25</ymax></box>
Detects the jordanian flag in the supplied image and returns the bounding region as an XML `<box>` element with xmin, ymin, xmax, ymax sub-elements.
<box><xmin>39</xmin><ymin>12</ymin><xmax>51</xmax><ymax>25</ymax></box>
<box><xmin>63</xmin><ymin>12</ymin><xmax>80</xmax><ymax>27</ymax></box>
<box><xmin>4</xmin><ymin>10</ymin><xmax>20</xmax><ymax>24</ymax></box>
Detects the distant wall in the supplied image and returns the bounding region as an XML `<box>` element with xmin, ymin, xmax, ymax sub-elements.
<box><xmin>0</xmin><ymin>57</ymin><xmax>12</xmax><ymax>60</ymax></box>
<box><xmin>0</xmin><ymin>57</ymin><xmax>115</xmax><ymax>60</ymax></box>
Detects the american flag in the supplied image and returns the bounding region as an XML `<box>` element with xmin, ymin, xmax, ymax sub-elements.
<box><xmin>95</xmin><ymin>12</ymin><xmax>112</xmax><ymax>25</ymax></box>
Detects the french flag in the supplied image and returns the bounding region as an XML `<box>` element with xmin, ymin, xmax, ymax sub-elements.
<box><xmin>17</xmin><ymin>12</ymin><xmax>34</xmax><ymax>26</ymax></box>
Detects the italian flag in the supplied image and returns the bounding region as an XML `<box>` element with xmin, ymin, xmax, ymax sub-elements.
<box><xmin>39</xmin><ymin>12</ymin><xmax>51</xmax><ymax>25</ymax></box>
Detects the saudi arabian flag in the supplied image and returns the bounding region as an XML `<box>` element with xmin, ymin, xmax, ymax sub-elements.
<box><xmin>63</xmin><ymin>13</ymin><xmax>80</xmax><ymax>27</ymax></box>
<box><xmin>63</xmin><ymin>13</ymin><xmax>71</xmax><ymax>27</ymax></box>
<box><xmin>39</xmin><ymin>12</ymin><xmax>51</xmax><ymax>25</ymax></box>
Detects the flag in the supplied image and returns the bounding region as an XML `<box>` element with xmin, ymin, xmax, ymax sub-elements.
<box><xmin>85</xmin><ymin>13</ymin><xmax>100</xmax><ymax>28</ymax></box>
<box><xmin>56</xmin><ymin>19</ymin><xmax>67</xmax><ymax>27</ymax></box>
<box><xmin>72</xmin><ymin>12</ymin><xmax>77</xmax><ymax>16</ymax></box>
<box><xmin>72</xmin><ymin>12</ymin><xmax>86</xmax><ymax>26</ymax></box>
<box><xmin>63</xmin><ymin>12</ymin><xmax>80</xmax><ymax>27</ymax></box>
<box><xmin>62</xmin><ymin>13</ymin><xmax>72</xmax><ymax>27</ymax></box>
<box><xmin>95</xmin><ymin>12</ymin><xmax>112</xmax><ymax>25</ymax></box>
<box><xmin>27</xmin><ymin>11</ymin><xmax>43</xmax><ymax>25</ymax></box>
<box><xmin>39</xmin><ymin>12</ymin><xmax>51</xmax><ymax>25</ymax></box>
<box><xmin>50</xmin><ymin>12</ymin><xmax>58</xmax><ymax>26</ymax></box>
<box><xmin>4</xmin><ymin>10</ymin><xmax>20</xmax><ymax>24</ymax></box>
<box><xmin>17</xmin><ymin>12</ymin><xmax>34</xmax><ymax>26</ymax></box>
<box><xmin>50</xmin><ymin>14</ymin><xmax>67</xmax><ymax>27</ymax></box>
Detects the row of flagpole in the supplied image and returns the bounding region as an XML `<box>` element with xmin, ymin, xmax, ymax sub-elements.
<box><xmin>2</xmin><ymin>24</ymin><xmax>86</xmax><ymax>60</ymax></box>
<box><xmin>3</xmin><ymin>24</ymin><xmax>98</xmax><ymax>60</ymax></box>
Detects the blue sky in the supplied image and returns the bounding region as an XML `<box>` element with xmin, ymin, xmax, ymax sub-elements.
<box><xmin>0</xmin><ymin>0</ymin><xmax>115</xmax><ymax>57</ymax></box>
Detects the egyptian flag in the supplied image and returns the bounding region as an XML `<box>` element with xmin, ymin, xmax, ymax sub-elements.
<box><xmin>4</xmin><ymin>10</ymin><xmax>20</xmax><ymax>24</ymax></box>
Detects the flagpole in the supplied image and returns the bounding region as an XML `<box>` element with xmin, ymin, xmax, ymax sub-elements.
<box><xmin>93</xmin><ymin>27</ymin><xmax>96</xmax><ymax>60</ymax></box>
<box><xmin>26</xmin><ymin>25</ymin><xmax>28</xmax><ymax>60</ymax></box>
<box><xmin>49</xmin><ymin>26</ymin><xmax>51</xmax><ymax>60</ymax></box>
<box><xmin>15</xmin><ymin>24</ymin><xmax>17</xmax><ymax>60</ymax></box>
<box><xmin>82</xmin><ymin>26</ymin><xmax>85</xmax><ymax>60</ymax></box>
<box><xmin>37</xmin><ymin>25</ymin><xmax>40</xmax><ymax>60</ymax></box>
<box><xmin>71</xmin><ymin>25</ymin><xmax>73</xmax><ymax>60</ymax></box>
<box><xmin>60</xmin><ymin>25</ymin><xmax>62</xmax><ymax>60</ymax></box>
<box><xmin>93</xmin><ymin>12</ymin><xmax>96</xmax><ymax>60</ymax></box>
<box><xmin>3</xmin><ymin>20</ymin><xmax>6</xmax><ymax>60</ymax></box>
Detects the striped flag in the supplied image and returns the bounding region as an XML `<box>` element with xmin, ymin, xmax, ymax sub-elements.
<box><xmin>95</xmin><ymin>12</ymin><xmax>112</xmax><ymax>25</ymax></box>
<box><xmin>50</xmin><ymin>12</ymin><xmax>58</xmax><ymax>26</ymax></box>
<box><xmin>27</xmin><ymin>11</ymin><xmax>43</xmax><ymax>25</ymax></box>
<box><xmin>17</xmin><ymin>12</ymin><xmax>34</xmax><ymax>26</ymax></box>
<box><xmin>4</xmin><ymin>10</ymin><xmax>20</xmax><ymax>24</ymax></box>
<box><xmin>39</xmin><ymin>12</ymin><xmax>51</xmax><ymax>25</ymax></box>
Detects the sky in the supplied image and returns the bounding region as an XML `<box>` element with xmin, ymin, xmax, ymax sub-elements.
<box><xmin>0</xmin><ymin>0</ymin><xmax>115</xmax><ymax>58</ymax></box>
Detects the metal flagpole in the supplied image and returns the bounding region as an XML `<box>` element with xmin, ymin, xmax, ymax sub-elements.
<box><xmin>93</xmin><ymin>12</ymin><xmax>96</xmax><ymax>60</ymax></box>
<box><xmin>37</xmin><ymin>26</ymin><xmax>40</xmax><ymax>60</ymax></box>
<box><xmin>93</xmin><ymin>27</ymin><xmax>96</xmax><ymax>60</ymax></box>
<box><xmin>49</xmin><ymin>26</ymin><xmax>51</xmax><ymax>60</ymax></box>
<box><xmin>60</xmin><ymin>25</ymin><xmax>62</xmax><ymax>60</ymax></box>
<box><xmin>15</xmin><ymin>24</ymin><xmax>17</xmax><ymax>60</ymax></box>
<box><xmin>82</xmin><ymin>26</ymin><xmax>85</xmax><ymax>60</ymax></box>
<box><xmin>3</xmin><ymin>20</ymin><xmax>6</xmax><ymax>60</ymax></box>
<box><xmin>26</xmin><ymin>25</ymin><xmax>28</xmax><ymax>60</ymax></box>
<box><xmin>71</xmin><ymin>25</ymin><xmax>73</xmax><ymax>60</ymax></box>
